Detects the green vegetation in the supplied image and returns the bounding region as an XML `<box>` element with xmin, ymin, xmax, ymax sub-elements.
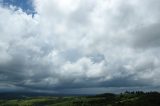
<box><xmin>0</xmin><ymin>91</ymin><xmax>160</xmax><ymax>106</ymax></box>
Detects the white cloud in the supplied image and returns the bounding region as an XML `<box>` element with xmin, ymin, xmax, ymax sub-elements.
<box><xmin>0</xmin><ymin>0</ymin><xmax>160</xmax><ymax>92</ymax></box>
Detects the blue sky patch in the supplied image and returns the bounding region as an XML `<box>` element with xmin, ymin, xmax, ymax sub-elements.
<box><xmin>0</xmin><ymin>0</ymin><xmax>35</xmax><ymax>15</ymax></box>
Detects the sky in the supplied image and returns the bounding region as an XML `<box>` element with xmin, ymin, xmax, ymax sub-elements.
<box><xmin>0</xmin><ymin>0</ymin><xmax>160</xmax><ymax>94</ymax></box>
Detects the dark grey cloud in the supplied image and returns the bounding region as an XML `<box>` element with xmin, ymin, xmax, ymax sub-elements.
<box><xmin>131</xmin><ymin>23</ymin><xmax>160</xmax><ymax>48</ymax></box>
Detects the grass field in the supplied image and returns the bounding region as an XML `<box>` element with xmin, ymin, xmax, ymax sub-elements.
<box><xmin>0</xmin><ymin>91</ymin><xmax>160</xmax><ymax>106</ymax></box>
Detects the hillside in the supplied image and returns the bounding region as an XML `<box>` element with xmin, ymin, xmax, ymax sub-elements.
<box><xmin>0</xmin><ymin>91</ymin><xmax>160</xmax><ymax>106</ymax></box>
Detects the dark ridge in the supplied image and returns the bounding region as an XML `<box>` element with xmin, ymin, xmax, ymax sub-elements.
<box><xmin>0</xmin><ymin>92</ymin><xmax>92</xmax><ymax>99</ymax></box>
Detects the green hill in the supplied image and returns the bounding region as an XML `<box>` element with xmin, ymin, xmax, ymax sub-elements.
<box><xmin>0</xmin><ymin>91</ymin><xmax>160</xmax><ymax>106</ymax></box>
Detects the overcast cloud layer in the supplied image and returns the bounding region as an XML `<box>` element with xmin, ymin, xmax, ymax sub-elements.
<box><xmin>0</xmin><ymin>0</ymin><xmax>160</xmax><ymax>94</ymax></box>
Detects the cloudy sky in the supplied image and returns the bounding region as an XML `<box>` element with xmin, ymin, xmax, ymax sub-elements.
<box><xmin>0</xmin><ymin>0</ymin><xmax>160</xmax><ymax>94</ymax></box>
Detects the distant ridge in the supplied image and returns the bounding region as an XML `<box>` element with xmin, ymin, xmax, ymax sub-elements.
<box><xmin>0</xmin><ymin>92</ymin><xmax>92</xmax><ymax>99</ymax></box>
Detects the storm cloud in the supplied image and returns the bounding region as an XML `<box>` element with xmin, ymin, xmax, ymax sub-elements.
<box><xmin>0</xmin><ymin>0</ymin><xmax>160</xmax><ymax>93</ymax></box>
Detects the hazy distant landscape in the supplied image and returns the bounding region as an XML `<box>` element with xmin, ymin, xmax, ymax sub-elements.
<box><xmin>0</xmin><ymin>91</ymin><xmax>160</xmax><ymax>106</ymax></box>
